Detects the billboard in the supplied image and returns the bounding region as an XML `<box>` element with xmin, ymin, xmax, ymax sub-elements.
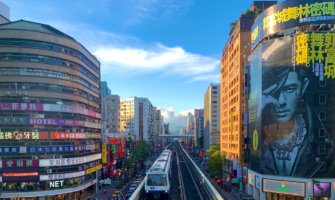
<box><xmin>248</xmin><ymin>34</ymin><xmax>335</xmax><ymax>178</ymax></box>
<box><xmin>251</xmin><ymin>0</ymin><xmax>335</xmax><ymax>48</ymax></box>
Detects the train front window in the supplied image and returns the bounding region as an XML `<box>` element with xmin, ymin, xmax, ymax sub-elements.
<box><xmin>147</xmin><ymin>174</ymin><xmax>167</xmax><ymax>186</ymax></box>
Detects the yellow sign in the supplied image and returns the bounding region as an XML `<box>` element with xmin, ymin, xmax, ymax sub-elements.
<box><xmin>263</xmin><ymin>2</ymin><xmax>335</xmax><ymax>31</ymax></box>
<box><xmin>253</xmin><ymin>130</ymin><xmax>258</xmax><ymax>151</ymax></box>
<box><xmin>102</xmin><ymin>144</ymin><xmax>107</xmax><ymax>164</ymax></box>
<box><xmin>296</xmin><ymin>32</ymin><xmax>335</xmax><ymax>80</ymax></box>
<box><xmin>86</xmin><ymin>164</ymin><xmax>102</xmax><ymax>174</ymax></box>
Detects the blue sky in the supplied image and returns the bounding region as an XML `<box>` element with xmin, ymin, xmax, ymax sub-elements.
<box><xmin>1</xmin><ymin>0</ymin><xmax>275</xmax><ymax>132</ymax></box>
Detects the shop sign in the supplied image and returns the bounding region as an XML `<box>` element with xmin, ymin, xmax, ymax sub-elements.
<box><xmin>0</xmin><ymin>131</ymin><xmax>48</xmax><ymax>140</ymax></box>
<box><xmin>0</xmin><ymin>179</ymin><xmax>97</xmax><ymax>198</ymax></box>
<box><xmin>50</xmin><ymin>132</ymin><xmax>86</xmax><ymax>139</ymax></box>
<box><xmin>30</xmin><ymin>114</ymin><xmax>44</xmax><ymax>118</ymax></box>
<box><xmin>44</xmin><ymin>104</ymin><xmax>101</xmax><ymax>119</ymax></box>
<box><xmin>85</xmin><ymin>133</ymin><xmax>101</xmax><ymax>139</ymax></box>
<box><xmin>27</xmin><ymin>145</ymin><xmax>86</xmax><ymax>153</ymax></box>
<box><xmin>2</xmin><ymin>171</ymin><xmax>39</xmax><ymax>182</ymax></box>
<box><xmin>263</xmin><ymin>179</ymin><xmax>305</xmax><ymax>197</ymax></box>
<box><xmin>40</xmin><ymin>171</ymin><xmax>85</xmax><ymax>181</ymax></box>
<box><xmin>248</xmin><ymin>171</ymin><xmax>254</xmax><ymax>186</ymax></box>
<box><xmin>2</xmin><ymin>159</ymin><xmax>39</xmax><ymax>168</ymax></box>
<box><xmin>0</xmin><ymin>147</ymin><xmax>20</xmax><ymax>153</ymax></box>
<box><xmin>29</xmin><ymin>118</ymin><xmax>85</xmax><ymax>126</ymax></box>
<box><xmin>0</xmin><ymin>103</ymin><xmax>43</xmax><ymax>111</ymax></box>
<box><xmin>39</xmin><ymin>153</ymin><xmax>101</xmax><ymax>167</ymax></box>
<box><xmin>49</xmin><ymin>180</ymin><xmax>64</xmax><ymax>188</ymax></box>
<box><xmin>86</xmin><ymin>164</ymin><xmax>102</xmax><ymax>175</ymax></box>
<box><xmin>255</xmin><ymin>176</ymin><xmax>261</xmax><ymax>189</ymax></box>
<box><xmin>102</xmin><ymin>144</ymin><xmax>107</xmax><ymax>164</ymax></box>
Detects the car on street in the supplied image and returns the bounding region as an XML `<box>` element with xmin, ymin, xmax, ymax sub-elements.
<box><xmin>128</xmin><ymin>183</ymin><xmax>137</xmax><ymax>192</ymax></box>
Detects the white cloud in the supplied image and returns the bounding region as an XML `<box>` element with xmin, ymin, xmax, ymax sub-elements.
<box><xmin>33</xmin><ymin>20</ymin><xmax>219</xmax><ymax>82</ymax></box>
<box><xmin>159</xmin><ymin>107</ymin><xmax>194</xmax><ymax>134</ymax></box>
<box><xmin>94</xmin><ymin>44</ymin><xmax>220</xmax><ymax>80</ymax></box>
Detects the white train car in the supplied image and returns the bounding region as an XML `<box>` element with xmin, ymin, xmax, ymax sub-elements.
<box><xmin>145</xmin><ymin>150</ymin><xmax>172</xmax><ymax>199</ymax></box>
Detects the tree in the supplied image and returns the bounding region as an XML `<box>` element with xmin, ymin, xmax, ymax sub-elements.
<box><xmin>206</xmin><ymin>144</ymin><xmax>225</xmax><ymax>178</ymax></box>
<box><xmin>134</xmin><ymin>140</ymin><xmax>151</xmax><ymax>162</ymax></box>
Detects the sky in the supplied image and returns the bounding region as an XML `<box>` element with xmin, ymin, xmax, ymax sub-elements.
<box><xmin>1</xmin><ymin>0</ymin><xmax>275</xmax><ymax>133</ymax></box>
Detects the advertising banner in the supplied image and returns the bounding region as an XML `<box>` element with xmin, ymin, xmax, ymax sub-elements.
<box><xmin>313</xmin><ymin>182</ymin><xmax>331</xmax><ymax>197</ymax></box>
<box><xmin>248</xmin><ymin>34</ymin><xmax>335</xmax><ymax>178</ymax></box>
<box><xmin>102</xmin><ymin>144</ymin><xmax>107</xmax><ymax>164</ymax></box>
<box><xmin>39</xmin><ymin>153</ymin><xmax>101</xmax><ymax>167</ymax></box>
<box><xmin>0</xmin><ymin>103</ymin><xmax>43</xmax><ymax>111</ymax></box>
<box><xmin>40</xmin><ymin>171</ymin><xmax>85</xmax><ymax>181</ymax></box>
<box><xmin>50</xmin><ymin>132</ymin><xmax>86</xmax><ymax>139</ymax></box>
<box><xmin>263</xmin><ymin>179</ymin><xmax>305</xmax><ymax>197</ymax></box>
<box><xmin>44</xmin><ymin>104</ymin><xmax>101</xmax><ymax>119</ymax></box>
<box><xmin>0</xmin><ymin>103</ymin><xmax>101</xmax><ymax>119</ymax></box>
<box><xmin>2</xmin><ymin>159</ymin><xmax>39</xmax><ymax>168</ymax></box>
<box><xmin>251</xmin><ymin>0</ymin><xmax>335</xmax><ymax>48</ymax></box>
<box><xmin>0</xmin><ymin>147</ymin><xmax>20</xmax><ymax>153</ymax></box>
<box><xmin>0</xmin><ymin>131</ymin><xmax>48</xmax><ymax>140</ymax></box>
<box><xmin>2</xmin><ymin>168</ymin><xmax>39</xmax><ymax>182</ymax></box>
<box><xmin>86</xmin><ymin>164</ymin><xmax>102</xmax><ymax>175</ymax></box>
<box><xmin>27</xmin><ymin>145</ymin><xmax>88</xmax><ymax>153</ymax></box>
<box><xmin>29</xmin><ymin>118</ymin><xmax>85</xmax><ymax>126</ymax></box>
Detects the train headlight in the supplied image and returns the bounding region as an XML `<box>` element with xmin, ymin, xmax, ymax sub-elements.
<box><xmin>146</xmin><ymin>190</ymin><xmax>149</xmax><ymax>193</ymax></box>
<box><xmin>165</xmin><ymin>190</ymin><xmax>168</xmax><ymax>193</ymax></box>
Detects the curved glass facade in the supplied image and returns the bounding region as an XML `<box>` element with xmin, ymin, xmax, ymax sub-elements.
<box><xmin>0</xmin><ymin>20</ymin><xmax>101</xmax><ymax>198</ymax></box>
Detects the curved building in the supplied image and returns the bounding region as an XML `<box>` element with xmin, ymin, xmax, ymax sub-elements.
<box><xmin>247</xmin><ymin>0</ymin><xmax>335</xmax><ymax>200</ymax></box>
<box><xmin>0</xmin><ymin>20</ymin><xmax>101</xmax><ymax>198</ymax></box>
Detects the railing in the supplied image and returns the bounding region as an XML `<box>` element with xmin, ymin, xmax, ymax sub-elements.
<box><xmin>129</xmin><ymin>177</ymin><xmax>146</xmax><ymax>200</ymax></box>
<box><xmin>180</xmin><ymin>145</ymin><xmax>224</xmax><ymax>200</ymax></box>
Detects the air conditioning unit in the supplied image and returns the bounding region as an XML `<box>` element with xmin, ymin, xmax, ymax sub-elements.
<box><xmin>32</xmin><ymin>156</ymin><xmax>38</xmax><ymax>159</ymax></box>
<box><xmin>47</xmin><ymin>169</ymin><xmax>52</xmax><ymax>174</ymax></box>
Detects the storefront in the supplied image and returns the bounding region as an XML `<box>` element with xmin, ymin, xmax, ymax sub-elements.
<box><xmin>246</xmin><ymin>170</ymin><xmax>335</xmax><ymax>200</ymax></box>
<box><xmin>263</xmin><ymin>179</ymin><xmax>305</xmax><ymax>200</ymax></box>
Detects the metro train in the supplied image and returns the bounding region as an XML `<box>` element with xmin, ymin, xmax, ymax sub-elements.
<box><xmin>145</xmin><ymin>150</ymin><xmax>172</xmax><ymax>200</ymax></box>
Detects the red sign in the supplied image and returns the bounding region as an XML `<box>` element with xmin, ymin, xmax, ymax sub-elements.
<box><xmin>2</xmin><ymin>159</ymin><xmax>39</xmax><ymax>168</ymax></box>
<box><xmin>50</xmin><ymin>132</ymin><xmax>86</xmax><ymax>139</ymax></box>
<box><xmin>0</xmin><ymin>103</ymin><xmax>43</xmax><ymax>111</ymax></box>
<box><xmin>3</xmin><ymin>172</ymin><xmax>38</xmax><ymax>177</ymax></box>
<box><xmin>0</xmin><ymin>131</ymin><xmax>48</xmax><ymax>140</ymax></box>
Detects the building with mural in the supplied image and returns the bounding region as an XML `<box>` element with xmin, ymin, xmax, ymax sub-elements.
<box><xmin>247</xmin><ymin>0</ymin><xmax>335</xmax><ymax>199</ymax></box>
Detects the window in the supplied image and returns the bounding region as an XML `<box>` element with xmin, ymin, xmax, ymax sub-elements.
<box><xmin>319</xmin><ymin>111</ymin><xmax>326</xmax><ymax>121</ymax></box>
<box><xmin>319</xmin><ymin>95</ymin><xmax>326</xmax><ymax>104</ymax></box>
<box><xmin>319</xmin><ymin>79</ymin><xmax>326</xmax><ymax>87</ymax></box>
<box><xmin>318</xmin><ymin>145</ymin><xmax>326</xmax><ymax>155</ymax></box>
<box><xmin>319</xmin><ymin>128</ymin><xmax>326</xmax><ymax>137</ymax></box>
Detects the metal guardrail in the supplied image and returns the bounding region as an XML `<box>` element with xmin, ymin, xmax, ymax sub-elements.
<box><xmin>129</xmin><ymin>176</ymin><xmax>146</xmax><ymax>200</ymax></box>
<box><xmin>180</xmin><ymin>146</ymin><xmax>224</xmax><ymax>200</ymax></box>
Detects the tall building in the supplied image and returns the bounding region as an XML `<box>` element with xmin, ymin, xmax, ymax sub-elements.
<box><xmin>204</xmin><ymin>83</ymin><xmax>220</xmax><ymax>150</ymax></box>
<box><xmin>163</xmin><ymin>123</ymin><xmax>170</xmax><ymax>135</ymax></box>
<box><xmin>186</xmin><ymin>112</ymin><xmax>195</xmax><ymax>134</ymax></box>
<box><xmin>100</xmin><ymin>81</ymin><xmax>111</xmax><ymax>98</ymax></box>
<box><xmin>102</xmin><ymin>95</ymin><xmax>120</xmax><ymax>134</ymax></box>
<box><xmin>194</xmin><ymin>109</ymin><xmax>204</xmax><ymax>148</ymax></box>
<box><xmin>119</xmin><ymin>97</ymin><xmax>154</xmax><ymax>141</ymax></box>
<box><xmin>220</xmin><ymin>1</ymin><xmax>276</xmax><ymax>164</ymax></box>
<box><xmin>0</xmin><ymin>1</ymin><xmax>10</xmax><ymax>24</ymax></box>
<box><xmin>153</xmin><ymin>109</ymin><xmax>163</xmax><ymax>144</ymax></box>
<box><xmin>0</xmin><ymin>20</ymin><xmax>101</xmax><ymax>198</ymax></box>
